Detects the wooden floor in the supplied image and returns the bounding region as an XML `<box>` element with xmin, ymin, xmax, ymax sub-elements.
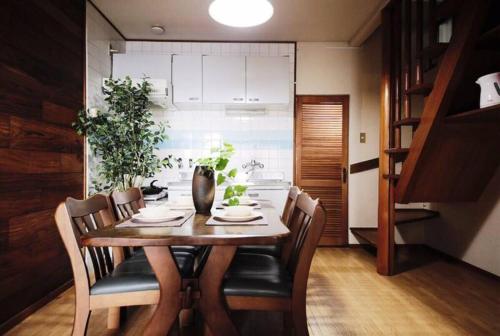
<box><xmin>6</xmin><ymin>248</ymin><xmax>500</xmax><ymax>335</ymax></box>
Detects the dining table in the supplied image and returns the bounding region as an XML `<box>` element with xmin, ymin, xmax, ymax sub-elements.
<box><xmin>81</xmin><ymin>204</ymin><xmax>290</xmax><ymax>336</ymax></box>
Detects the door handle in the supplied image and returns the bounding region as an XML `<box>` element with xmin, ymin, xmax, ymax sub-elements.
<box><xmin>342</xmin><ymin>168</ymin><xmax>347</xmax><ymax>183</ymax></box>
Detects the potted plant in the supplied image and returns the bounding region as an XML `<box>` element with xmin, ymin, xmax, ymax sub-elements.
<box><xmin>194</xmin><ymin>142</ymin><xmax>247</xmax><ymax>214</ymax></box>
<box><xmin>74</xmin><ymin>77</ymin><xmax>171</xmax><ymax>193</ymax></box>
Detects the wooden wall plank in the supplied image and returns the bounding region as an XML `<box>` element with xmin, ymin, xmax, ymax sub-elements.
<box><xmin>0</xmin><ymin>149</ymin><xmax>82</xmax><ymax>174</ymax></box>
<box><xmin>0</xmin><ymin>0</ymin><xmax>85</xmax><ymax>328</ymax></box>
<box><xmin>0</xmin><ymin>186</ymin><xmax>82</xmax><ymax>220</ymax></box>
<box><xmin>42</xmin><ymin>101</ymin><xmax>79</xmax><ymax>126</ymax></box>
<box><xmin>0</xmin><ymin>173</ymin><xmax>83</xmax><ymax>193</ymax></box>
<box><xmin>0</xmin><ymin>113</ymin><xmax>9</xmax><ymax>147</ymax></box>
<box><xmin>10</xmin><ymin>116</ymin><xmax>83</xmax><ymax>152</ymax></box>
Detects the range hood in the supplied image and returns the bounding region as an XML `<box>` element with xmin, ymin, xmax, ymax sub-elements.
<box><xmin>102</xmin><ymin>78</ymin><xmax>170</xmax><ymax>108</ymax></box>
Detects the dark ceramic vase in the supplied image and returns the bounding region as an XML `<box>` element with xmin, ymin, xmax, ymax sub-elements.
<box><xmin>192</xmin><ymin>166</ymin><xmax>215</xmax><ymax>214</ymax></box>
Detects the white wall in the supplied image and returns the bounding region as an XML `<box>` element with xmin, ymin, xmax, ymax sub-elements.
<box><xmin>296</xmin><ymin>31</ymin><xmax>382</xmax><ymax>243</ymax></box>
<box><xmin>425</xmin><ymin>168</ymin><xmax>500</xmax><ymax>276</ymax></box>
<box><xmin>86</xmin><ymin>2</ymin><xmax>125</xmax><ymax>194</ymax></box>
<box><xmin>86</xmin><ymin>3</ymin><xmax>125</xmax><ymax>109</ymax></box>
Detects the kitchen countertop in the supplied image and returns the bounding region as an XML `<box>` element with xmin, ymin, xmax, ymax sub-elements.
<box><xmin>168</xmin><ymin>180</ymin><xmax>291</xmax><ymax>190</ymax></box>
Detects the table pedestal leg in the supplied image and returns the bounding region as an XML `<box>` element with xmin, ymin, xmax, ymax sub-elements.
<box><xmin>198</xmin><ymin>245</ymin><xmax>238</xmax><ymax>336</ymax></box>
<box><xmin>143</xmin><ymin>246</ymin><xmax>182</xmax><ymax>336</ymax></box>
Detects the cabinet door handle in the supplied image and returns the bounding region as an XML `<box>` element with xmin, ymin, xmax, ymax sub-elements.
<box><xmin>233</xmin><ymin>98</ymin><xmax>244</xmax><ymax>101</ymax></box>
<box><xmin>189</xmin><ymin>97</ymin><xmax>199</xmax><ymax>101</ymax></box>
<box><xmin>342</xmin><ymin>168</ymin><xmax>347</xmax><ymax>183</ymax></box>
<box><xmin>248</xmin><ymin>193</ymin><xmax>259</xmax><ymax>197</ymax></box>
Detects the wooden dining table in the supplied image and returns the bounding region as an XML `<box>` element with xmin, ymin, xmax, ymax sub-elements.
<box><xmin>81</xmin><ymin>206</ymin><xmax>290</xmax><ymax>336</ymax></box>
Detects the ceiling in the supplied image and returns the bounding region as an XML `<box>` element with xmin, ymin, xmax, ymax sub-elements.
<box><xmin>92</xmin><ymin>0</ymin><xmax>387</xmax><ymax>42</ymax></box>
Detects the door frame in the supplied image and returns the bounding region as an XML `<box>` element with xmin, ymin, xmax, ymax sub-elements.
<box><xmin>294</xmin><ymin>95</ymin><xmax>349</xmax><ymax>246</ymax></box>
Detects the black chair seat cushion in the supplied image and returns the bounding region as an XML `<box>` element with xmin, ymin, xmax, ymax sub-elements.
<box><xmin>226</xmin><ymin>253</ymin><xmax>283</xmax><ymax>278</ymax></box>
<box><xmin>90</xmin><ymin>251</ymin><xmax>194</xmax><ymax>295</ymax></box>
<box><xmin>223</xmin><ymin>253</ymin><xmax>292</xmax><ymax>298</ymax></box>
<box><xmin>237</xmin><ymin>244</ymin><xmax>281</xmax><ymax>257</ymax></box>
<box><xmin>223</xmin><ymin>274</ymin><xmax>292</xmax><ymax>298</ymax></box>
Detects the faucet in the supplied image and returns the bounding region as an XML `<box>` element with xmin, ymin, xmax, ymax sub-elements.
<box><xmin>176</xmin><ymin>158</ymin><xmax>183</xmax><ymax>169</ymax></box>
<box><xmin>165</xmin><ymin>155</ymin><xmax>174</xmax><ymax>169</ymax></box>
<box><xmin>242</xmin><ymin>160</ymin><xmax>264</xmax><ymax>173</ymax></box>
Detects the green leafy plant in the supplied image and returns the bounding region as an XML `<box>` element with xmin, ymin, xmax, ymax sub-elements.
<box><xmin>74</xmin><ymin>77</ymin><xmax>170</xmax><ymax>192</ymax></box>
<box><xmin>196</xmin><ymin>142</ymin><xmax>247</xmax><ymax>206</ymax></box>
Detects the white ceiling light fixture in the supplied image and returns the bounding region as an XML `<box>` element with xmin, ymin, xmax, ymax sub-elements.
<box><xmin>151</xmin><ymin>25</ymin><xmax>165</xmax><ymax>35</ymax></box>
<box><xmin>209</xmin><ymin>0</ymin><xmax>274</xmax><ymax>28</ymax></box>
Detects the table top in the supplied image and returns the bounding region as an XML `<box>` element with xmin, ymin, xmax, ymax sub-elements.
<box><xmin>81</xmin><ymin>207</ymin><xmax>290</xmax><ymax>247</ymax></box>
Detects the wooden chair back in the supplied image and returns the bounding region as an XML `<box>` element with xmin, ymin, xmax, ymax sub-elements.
<box><xmin>281</xmin><ymin>186</ymin><xmax>301</xmax><ymax>226</ymax></box>
<box><xmin>54</xmin><ymin>195</ymin><xmax>117</xmax><ymax>299</ymax></box>
<box><xmin>281</xmin><ymin>192</ymin><xmax>326</xmax><ymax>281</ymax></box>
<box><xmin>110</xmin><ymin>187</ymin><xmax>145</xmax><ymax>220</ymax></box>
<box><xmin>64</xmin><ymin>194</ymin><xmax>117</xmax><ymax>281</ymax></box>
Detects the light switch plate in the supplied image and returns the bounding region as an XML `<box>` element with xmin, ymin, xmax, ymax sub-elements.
<box><xmin>360</xmin><ymin>132</ymin><xmax>366</xmax><ymax>143</ymax></box>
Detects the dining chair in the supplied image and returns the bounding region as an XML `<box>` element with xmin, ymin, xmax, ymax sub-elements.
<box><xmin>222</xmin><ymin>192</ymin><xmax>327</xmax><ymax>335</ymax></box>
<box><xmin>237</xmin><ymin>186</ymin><xmax>301</xmax><ymax>257</ymax></box>
<box><xmin>55</xmin><ymin>194</ymin><xmax>194</xmax><ymax>335</ymax></box>
<box><xmin>110</xmin><ymin>187</ymin><xmax>202</xmax><ymax>256</ymax></box>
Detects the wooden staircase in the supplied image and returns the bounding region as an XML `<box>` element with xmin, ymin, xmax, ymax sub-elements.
<box><xmin>351</xmin><ymin>208</ymin><xmax>439</xmax><ymax>246</ymax></box>
<box><xmin>355</xmin><ymin>0</ymin><xmax>500</xmax><ymax>275</ymax></box>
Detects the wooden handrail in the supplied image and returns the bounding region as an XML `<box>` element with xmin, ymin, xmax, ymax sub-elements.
<box><xmin>350</xmin><ymin>158</ymin><xmax>379</xmax><ymax>174</ymax></box>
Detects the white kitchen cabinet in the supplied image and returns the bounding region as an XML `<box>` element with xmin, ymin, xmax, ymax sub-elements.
<box><xmin>172</xmin><ymin>55</ymin><xmax>203</xmax><ymax>103</ymax></box>
<box><xmin>113</xmin><ymin>54</ymin><xmax>171</xmax><ymax>80</ymax></box>
<box><xmin>246</xmin><ymin>56</ymin><xmax>290</xmax><ymax>104</ymax></box>
<box><xmin>202</xmin><ymin>56</ymin><xmax>246</xmax><ymax>104</ymax></box>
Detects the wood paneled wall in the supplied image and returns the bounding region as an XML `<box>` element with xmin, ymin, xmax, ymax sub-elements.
<box><xmin>0</xmin><ymin>0</ymin><xmax>85</xmax><ymax>328</ymax></box>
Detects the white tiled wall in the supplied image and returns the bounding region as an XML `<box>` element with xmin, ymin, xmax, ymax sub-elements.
<box><xmin>86</xmin><ymin>3</ymin><xmax>124</xmax><ymax>109</ymax></box>
<box><xmin>85</xmin><ymin>2</ymin><xmax>125</xmax><ymax>193</ymax></box>
<box><xmin>117</xmin><ymin>41</ymin><xmax>295</xmax><ymax>186</ymax></box>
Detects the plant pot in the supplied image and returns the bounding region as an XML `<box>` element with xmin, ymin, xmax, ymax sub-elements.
<box><xmin>192</xmin><ymin>166</ymin><xmax>215</xmax><ymax>214</ymax></box>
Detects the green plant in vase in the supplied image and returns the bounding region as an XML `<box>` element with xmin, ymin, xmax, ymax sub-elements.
<box><xmin>195</xmin><ymin>142</ymin><xmax>247</xmax><ymax>207</ymax></box>
<box><xmin>74</xmin><ymin>77</ymin><xmax>171</xmax><ymax>193</ymax></box>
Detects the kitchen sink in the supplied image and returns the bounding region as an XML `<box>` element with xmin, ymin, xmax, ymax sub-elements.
<box><xmin>246</xmin><ymin>170</ymin><xmax>285</xmax><ymax>182</ymax></box>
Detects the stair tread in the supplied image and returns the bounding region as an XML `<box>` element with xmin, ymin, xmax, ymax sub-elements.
<box><xmin>393</xmin><ymin>117</ymin><xmax>421</xmax><ymax>127</ymax></box>
<box><xmin>405</xmin><ymin>83</ymin><xmax>433</xmax><ymax>95</ymax></box>
<box><xmin>446</xmin><ymin>103</ymin><xmax>500</xmax><ymax>123</ymax></box>
<box><xmin>478</xmin><ymin>24</ymin><xmax>500</xmax><ymax>50</ymax></box>
<box><xmin>385</xmin><ymin>148</ymin><xmax>410</xmax><ymax>154</ymax></box>
<box><xmin>395</xmin><ymin>208</ymin><xmax>439</xmax><ymax>225</ymax></box>
<box><xmin>350</xmin><ymin>228</ymin><xmax>377</xmax><ymax>246</ymax></box>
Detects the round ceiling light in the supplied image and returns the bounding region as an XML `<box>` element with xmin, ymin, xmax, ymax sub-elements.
<box><xmin>209</xmin><ymin>0</ymin><xmax>274</xmax><ymax>28</ymax></box>
<box><xmin>151</xmin><ymin>25</ymin><xmax>165</xmax><ymax>35</ymax></box>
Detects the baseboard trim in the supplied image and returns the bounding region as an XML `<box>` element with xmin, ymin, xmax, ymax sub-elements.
<box><xmin>424</xmin><ymin>246</ymin><xmax>500</xmax><ymax>280</ymax></box>
<box><xmin>346</xmin><ymin>243</ymin><xmax>500</xmax><ymax>279</ymax></box>
<box><xmin>0</xmin><ymin>280</ymin><xmax>74</xmax><ymax>334</ymax></box>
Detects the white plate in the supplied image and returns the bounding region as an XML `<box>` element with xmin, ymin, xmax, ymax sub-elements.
<box><xmin>222</xmin><ymin>199</ymin><xmax>259</xmax><ymax>206</ymax></box>
<box><xmin>132</xmin><ymin>211</ymin><xmax>185</xmax><ymax>223</ymax></box>
<box><xmin>213</xmin><ymin>211</ymin><xmax>263</xmax><ymax>222</ymax></box>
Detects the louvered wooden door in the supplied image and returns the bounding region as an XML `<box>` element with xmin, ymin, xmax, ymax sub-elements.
<box><xmin>295</xmin><ymin>95</ymin><xmax>349</xmax><ymax>246</ymax></box>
